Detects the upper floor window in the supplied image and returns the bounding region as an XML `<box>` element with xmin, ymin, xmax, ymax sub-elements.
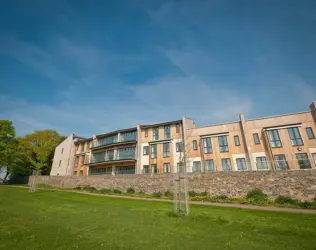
<box><xmin>86</xmin><ymin>142</ymin><xmax>90</xmax><ymax>151</ymax></box>
<box><xmin>176</xmin><ymin>142</ymin><xmax>183</xmax><ymax>152</ymax></box>
<box><xmin>153</xmin><ymin>127</ymin><xmax>159</xmax><ymax>140</ymax></box>
<box><xmin>288</xmin><ymin>127</ymin><xmax>303</xmax><ymax>146</ymax></box>
<box><xmin>163</xmin><ymin>143</ymin><xmax>170</xmax><ymax>157</ymax></box>
<box><xmin>58</xmin><ymin>160</ymin><xmax>62</xmax><ymax>167</ymax></box>
<box><xmin>164</xmin><ymin>125</ymin><xmax>171</xmax><ymax>139</ymax></box>
<box><xmin>218</xmin><ymin>135</ymin><xmax>228</xmax><ymax>152</ymax></box>
<box><xmin>143</xmin><ymin>146</ymin><xmax>149</xmax><ymax>155</ymax></box>
<box><xmin>145</xmin><ymin>128</ymin><xmax>148</xmax><ymax>137</ymax></box>
<box><xmin>81</xmin><ymin>155</ymin><xmax>85</xmax><ymax>165</ymax></box>
<box><xmin>176</xmin><ymin>124</ymin><xmax>180</xmax><ymax>133</ymax></box>
<box><xmin>253</xmin><ymin>133</ymin><xmax>260</xmax><ymax>145</ymax></box>
<box><xmin>267</xmin><ymin>130</ymin><xmax>282</xmax><ymax>148</ymax></box>
<box><xmin>306</xmin><ymin>127</ymin><xmax>315</xmax><ymax>139</ymax></box>
<box><xmin>81</xmin><ymin>143</ymin><xmax>85</xmax><ymax>152</ymax></box>
<box><xmin>61</xmin><ymin>148</ymin><xmax>64</xmax><ymax>154</ymax></box>
<box><xmin>234</xmin><ymin>135</ymin><xmax>240</xmax><ymax>146</ymax></box>
<box><xmin>203</xmin><ymin>137</ymin><xmax>212</xmax><ymax>154</ymax></box>
<box><xmin>151</xmin><ymin>144</ymin><xmax>157</xmax><ymax>158</ymax></box>
<box><xmin>193</xmin><ymin>140</ymin><xmax>198</xmax><ymax>150</ymax></box>
<box><xmin>221</xmin><ymin>158</ymin><xmax>232</xmax><ymax>171</ymax></box>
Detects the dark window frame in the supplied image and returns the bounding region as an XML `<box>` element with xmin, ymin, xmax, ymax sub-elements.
<box><xmin>218</xmin><ymin>135</ymin><xmax>229</xmax><ymax>152</ymax></box>
<box><xmin>164</xmin><ymin>125</ymin><xmax>171</xmax><ymax>139</ymax></box>
<box><xmin>267</xmin><ymin>129</ymin><xmax>282</xmax><ymax>148</ymax></box>
<box><xmin>253</xmin><ymin>133</ymin><xmax>260</xmax><ymax>145</ymax></box>
<box><xmin>163</xmin><ymin>142</ymin><xmax>170</xmax><ymax>157</ymax></box>
<box><xmin>274</xmin><ymin>154</ymin><xmax>289</xmax><ymax>170</ymax></box>
<box><xmin>145</xmin><ymin>128</ymin><xmax>148</xmax><ymax>137</ymax></box>
<box><xmin>193</xmin><ymin>140</ymin><xmax>198</xmax><ymax>150</ymax></box>
<box><xmin>234</xmin><ymin>135</ymin><xmax>240</xmax><ymax>146</ymax></box>
<box><xmin>306</xmin><ymin>127</ymin><xmax>315</xmax><ymax>139</ymax></box>
<box><xmin>288</xmin><ymin>127</ymin><xmax>303</xmax><ymax>146</ymax></box>
<box><xmin>203</xmin><ymin>137</ymin><xmax>212</xmax><ymax>154</ymax></box>
<box><xmin>176</xmin><ymin>124</ymin><xmax>180</xmax><ymax>133</ymax></box>
<box><xmin>143</xmin><ymin>146</ymin><xmax>149</xmax><ymax>155</ymax></box>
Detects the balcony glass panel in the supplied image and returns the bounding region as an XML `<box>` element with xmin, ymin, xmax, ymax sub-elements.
<box><xmin>93</xmin><ymin>135</ymin><xmax>118</xmax><ymax>147</ymax></box>
<box><xmin>115</xmin><ymin>166</ymin><xmax>135</xmax><ymax>175</ymax></box>
<box><xmin>89</xmin><ymin>167</ymin><xmax>112</xmax><ymax>175</ymax></box>
<box><xmin>91</xmin><ymin>152</ymin><xmax>106</xmax><ymax>163</ymax></box>
<box><xmin>121</xmin><ymin>132</ymin><xmax>137</xmax><ymax>142</ymax></box>
<box><xmin>118</xmin><ymin>147</ymin><xmax>136</xmax><ymax>160</ymax></box>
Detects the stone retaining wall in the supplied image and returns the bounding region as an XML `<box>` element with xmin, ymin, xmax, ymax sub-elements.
<box><xmin>30</xmin><ymin>170</ymin><xmax>316</xmax><ymax>201</ymax></box>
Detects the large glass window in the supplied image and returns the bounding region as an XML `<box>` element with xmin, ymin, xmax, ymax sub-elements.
<box><xmin>118</xmin><ymin>147</ymin><xmax>135</xmax><ymax>160</ymax></box>
<box><xmin>151</xmin><ymin>164</ymin><xmax>158</xmax><ymax>174</ymax></box>
<box><xmin>288</xmin><ymin>127</ymin><xmax>303</xmax><ymax>146</ymax></box>
<box><xmin>203</xmin><ymin>137</ymin><xmax>212</xmax><ymax>154</ymax></box>
<box><xmin>115</xmin><ymin>166</ymin><xmax>135</xmax><ymax>175</ymax></box>
<box><xmin>234</xmin><ymin>135</ymin><xmax>240</xmax><ymax>146</ymax></box>
<box><xmin>236</xmin><ymin>158</ymin><xmax>247</xmax><ymax>171</ymax></box>
<box><xmin>89</xmin><ymin>167</ymin><xmax>112</xmax><ymax>175</ymax></box>
<box><xmin>164</xmin><ymin>126</ymin><xmax>171</xmax><ymax>139</ymax></box>
<box><xmin>121</xmin><ymin>131</ymin><xmax>137</xmax><ymax>142</ymax></box>
<box><xmin>222</xmin><ymin>158</ymin><xmax>232</xmax><ymax>171</ymax></box>
<box><xmin>163</xmin><ymin>143</ymin><xmax>170</xmax><ymax>157</ymax></box>
<box><xmin>193</xmin><ymin>161</ymin><xmax>201</xmax><ymax>172</ymax></box>
<box><xmin>256</xmin><ymin>157</ymin><xmax>269</xmax><ymax>170</ymax></box>
<box><xmin>151</xmin><ymin>144</ymin><xmax>157</xmax><ymax>158</ymax></box>
<box><xmin>164</xmin><ymin>163</ymin><xmax>171</xmax><ymax>173</ymax></box>
<box><xmin>176</xmin><ymin>142</ymin><xmax>183</xmax><ymax>152</ymax></box>
<box><xmin>153</xmin><ymin>127</ymin><xmax>159</xmax><ymax>140</ymax></box>
<box><xmin>267</xmin><ymin>130</ymin><xmax>282</xmax><ymax>148</ymax></box>
<box><xmin>143</xmin><ymin>146</ymin><xmax>149</xmax><ymax>155</ymax></box>
<box><xmin>218</xmin><ymin>135</ymin><xmax>229</xmax><ymax>152</ymax></box>
<box><xmin>274</xmin><ymin>154</ymin><xmax>288</xmax><ymax>170</ymax></box>
<box><xmin>91</xmin><ymin>152</ymin><xmax>106</xmax><ymax>163</ymax></box>
<box><xmin>306</xmin><ymin>127</ymin><xmax>315</xmax><ymax>139</ymax></box>
<box><xmin>253</xmin><ymin>133</ymin><xmax>260</xmax><ymax>145</ymax></box>
<box><xmin>193</xmin><ymin>140</ymin><xmax>198</xmax><ymax>150</ymax></box>
<box><xmin>296</xmin><ymin>153</ymin><xmax>311</xmax><ymax>169</ymax></box>
<box><xmin>99</xmin><ymin>135</ymin><xmax>118</xmax><ymax>146</ymax></box>
<box><xmin>205</xmin><ymin>159</ymin><xmax>214</xmax><ymax>171</ymax></box>
<box><xmin>143</xmin><ymin>165</ymin><xmax>149</xmax><ymax>174</ymax></box>
<box><xmin>107</xmin><ymin>150</ymin><xmax>114</xmax><ymax>161</ymax></box>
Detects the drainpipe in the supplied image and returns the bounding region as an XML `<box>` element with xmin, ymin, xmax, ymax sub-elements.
<box><xmin>239</xmin><ymin>113</ymin><xmax>256</xmax><ymax>171</ymax></box>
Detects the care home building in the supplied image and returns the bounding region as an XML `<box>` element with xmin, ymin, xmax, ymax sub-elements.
<box><xmin>50</xmin><ymin>102</ymin><xmax>316</xmax><ymax>176</ymax></box>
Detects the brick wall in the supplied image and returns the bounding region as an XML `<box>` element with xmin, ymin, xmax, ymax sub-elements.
<box><xmin>30</xmin><ymin>170</ymin><xmax>316</xmax><ymax>201</ymax></box>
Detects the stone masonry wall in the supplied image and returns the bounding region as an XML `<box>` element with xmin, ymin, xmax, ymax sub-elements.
<box><xmin>30</xmin><ymin>169</ymin><xmax>316</xmax><ymax>201</ymax></box>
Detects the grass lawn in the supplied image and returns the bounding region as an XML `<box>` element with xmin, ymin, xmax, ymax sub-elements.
<box><xmin>0</xmin><ymin>187</ymin><xmax>316</xmax><ymax>250</ymax></box>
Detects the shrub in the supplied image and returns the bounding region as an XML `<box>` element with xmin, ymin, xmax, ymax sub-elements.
<box><xmin>113</xmin><ymin>189</ymin><xmax>122</xmax><ymax>194</ymax></box>
<box><xmin>126</xmin><ymin>187</ymin><xmax>135</xmax><ymax>194</ymax></box>
<box><xmin>200</xmin><ymin>192</ymin><xmax>208</xmax><ymax>197</ymax></box>
<box><xmin>275</xmin><ymin>196</ymin><xmax>298</xmax><ymax>205</ymax></box>
<box><xmin>100</xmin><ymin>188</ymin><xmax>112</xmax><ymax>194</ymax></box>
<box><xmin>164</xmin><ymin>191</ymin><xmax>173</xmax><ymax>197</ymax></box>
<box><xmin>152</xmin><ymin>192</ymin><xmax>162</xmax><ymax>198</ymax></box>
<box><xmin>298</xmin><ymin>201</ymin><xmax>315</xmax><ymax>209</ymax></box>
<box><xmin>246</xmin><ymin>188</ymin><xmax>267</xmax><ymax>202</ymax></box>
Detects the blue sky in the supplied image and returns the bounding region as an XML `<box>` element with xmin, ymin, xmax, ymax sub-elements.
<box><xmin>0</xmin><ymin>0</ymin><xmax>316</xmax><ymax>137</ymax></box>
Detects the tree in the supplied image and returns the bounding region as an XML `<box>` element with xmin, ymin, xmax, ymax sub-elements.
<box><xmin>0</xmin><ymin>120</ymin><xmax>18</xmax><ymax>181</ymax></box>
<box><xmin>18</xmin><ymin>130</ymin><xmax>62</xmax><ymax>174</ymax></box>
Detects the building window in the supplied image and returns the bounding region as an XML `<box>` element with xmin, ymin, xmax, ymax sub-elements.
<box><xmin>176</xmin><ymin>124</ymin><xmax>180</xmax><ymax>133</ymax></box>
<box><xmin>81</xmin><ymin>143</ymin><xmax>84</xmax><ymax>152</ymax></box>
<box><xmin>81</xmin><ymin>155</ymin><xmax>85</xmax><ymax>165</ymax></box>
<box><xmin>234</xmin><ymin>135</ymin><xmax>240</xmax><ymax>146</ymax></box>
<box><xmin>203</xmin><ymin>137</ymin><xmax>212</xmax><ymax>154</ymax></box>
<box><xmin>151</xmin><ymin>144</ymin><xmax>157</xmax><ymax>158</ymax></box>
<box><xmin>153</xmin><ymin>127</ymin><xmax>159</xmax><ymax>140</ymax></box>
<box><xmin>151</xmin><ymin>164</ymin><xmax>158</xmax><ymax>174</ymax></box>
<box><xmin>193</xmin><ymin>140</ymin><xmax>198</xmax><ymax>150</ymax></box>
<box><xmin>256</xmin><ymin>157</ymin><xmax>269</xmax><ymax>170</ymax></box>
<box><xmin>143</xmin><ymin>146</ymin><xmax>149</xmax><ymax>155</ymax></box>
<box><xmin>253</xmin><ymin>133</ymin><xmax>260</xmax><ymax>145</ymax></box>
<box><xmin>306</xmin><ymin>127</ymin><xmax>315</xmax><ymax>139</ymax></box>
<box><xmin>274</xmin><ymin>154</ymin><xmax>288</xmax><ymax>170</ymax></box>
<box><xmin>80</xmin><ymin>170</ymin><xmax>83</xmax><ymax>176</ymax></box>
<box><xmin>205</xmin><ymin>159</ymin><xmax>214</xmax><ymax>171</ymax></box>
<box><xmin>164</xmin><ymin>126</ymin><xmax>171</xmax><ymax>139</ymax></box>
<box><xmin>267</xmin><ymin>130</ymin><xmax>282</xmax><ymax>148</ymax></box>
<box><xmin>218</xmin><ymin>135</ymin><xmax>229</xmax><ymax>152</ymax></box>
<box><xmin>296</xmin><ymin>153</ymin><xmax>311</xmax><ymax>169</ymax></box>
<box><xmin>163</xmin><ymin>143</ymin><xmax>170</xmax><ymax>157</ymax></box>
<box><xmin>73</xmin><ymin>171</ymin><xmax>77</xmax><ymax>175</ymax></box>
<box><xmin>177</xmin><ymin>162</ymin><xmax>185</xmax><ymax>172</ymax></box>
<box><xmin>193</xmin><ymin>161</ymin><xmax>201</xmax><ymax>172</ymax></box>
<box><xmin>58</xmin><ymin>160</ymin><xmax>62</xmax><ymax>167</ymax></box>
<box><xmin>145</xmin><ymin>128</ymin><xmax>148</xmax><ymax>137</ymax></box>
<box><xmin>221</xmin><ymin>158</ymin><xmax>232</xmax><ymax>171</ymax></box>
<box><xmin>75</xmin><ymin>156</ymin><xmax>79</xmax><ymax>167</ymax></box>
<box><xmin>86</xmin><ymin>142</ymin><xmax>90</xmax><ymax>151</ymax></box>
<box><xmin>176</xmin><ymin>142</ymin><xmax>183</xmax><ymax>152</ymax></box>
<box><xmin>61</xmin><ymin>148</ymin><xmax>64</xmax><ymax>154</ymax></box>
<box><xmin>143</xmin><ymin>165</ymin><xmax>149</xmax><ymax>174</ymax></box>
<box><xmin>107</xmin><ymin>150</ymin><xmax>114</xmax><ymax>161</ymax></box>
<box><xmin>236</xmin><ymin>158</ymin><xmax>247</xmax><ymax>171</ymax></box>
<box><xmin>164</xmin><ymin>163</ymin><xmax>171</xmax><ymax>173</ymax></box>
<box><xmin>288</xmin><ymin>127</ymin><xmax>303</xmax><ymax>146</ymax></box>
<box><xmin>312</xmin><ymin>153</ymin><xmax>316</xmax><ymax>166</ymax></box>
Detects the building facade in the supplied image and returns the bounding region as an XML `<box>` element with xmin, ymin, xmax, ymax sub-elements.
<box><xmin>51</xmin><ymin>102</ymin><xmax>316</xmax><ymax>176</ymax></box>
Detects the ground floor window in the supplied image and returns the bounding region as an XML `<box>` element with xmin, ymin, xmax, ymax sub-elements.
<box><xmin>151</xmin><ymin>164</ymin><xmax>158</xmax><ymax>174</ymax></box>
<box><xmin>236</xmin><ymin>158</ymin><xmax>247</xmax><ymax>171</ymax></box>
<box><xmin>163</xmin><ymin>163</ymin><xmax>171</xmax><ymax>173</ymax></box>
<box><xmin>193</xmin><ymin>161</ymin><xmax>201</xmax><ymax>172</ymax></box>
<box><xmin>89</xmin><ymin>167</ymin><xmax>112</xmax><ymax>175</ymax></box>
<box><xmin>115</xmin><ymin>166</ymin><xmax>135</xmax><ymax>175</ymax></box>
<box><xmin>222</xmin><ymin>158</ymin><xmax>232</xmax><ymax>171</ymax></box>
<box><xmin>274</xmin><ymin>154</ymin><xmax>288</xmax><ymax>170</ymax></box>
<box><xmin>256</xmin><ymin>157</ymin><xmax>269</xmax><ymax>170</ymax></box>
<box><xmin>143</xmin><ymin>165</ymin><xmax>149</xmax><ymax>174</ymax></box>
<box><xmin>296</xmin><ymin>153</ymin><xmax>311</xmax><ymax>169</ymax></box>
<box><xmin>80</xmin><ymin>170</ymin><xmax>83</xmax><ymax>176</ymax></box>
<box><xmin>312</xmin><ymin>153</ymin><xmax>316</xmax><ymax>167</ymax></box>
<box><xmin>205</xmin><ymin>159</ymin><xmax>214</xmax><ymax>171</ymax></box>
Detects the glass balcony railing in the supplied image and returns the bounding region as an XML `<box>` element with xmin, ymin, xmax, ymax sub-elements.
<box><xmin>92</xmin><ymin>132</ymin><xmax>137</xmax><ymax>148</ymax></box>
<box><xmin>117</xmin><ymin>151</ymin><xmax>136</xmax><ymax>160</ymax></box>
<box><xmin>92</xmin><ymin>135</ymin><xmax>118</xmax><ymax>148</ymax></box>
<box><xmin>120</xmin><ymin>132</ymin><xmax>137</xmax><ymax>142</ymax></box>
<box><xmin>90</xmin><ymin>148</ymin><xmax>135</xmax><ymax>164</ymax></box>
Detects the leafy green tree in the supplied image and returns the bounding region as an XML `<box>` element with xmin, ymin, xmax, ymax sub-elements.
<box><xmin>0</xmin><ymin>120</ymin><xmax>18</xmax><ymax>181</ymax></box>
<box><xmin>19</xmin><ymin>130</ymin><xmax>62</xmax><ymax>174</ymax></box>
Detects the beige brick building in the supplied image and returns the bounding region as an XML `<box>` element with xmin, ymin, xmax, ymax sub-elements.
<box><xmin>51</xmin><ymin>102</ymin><xmax>316</xmax><ymax>176</ymax></box>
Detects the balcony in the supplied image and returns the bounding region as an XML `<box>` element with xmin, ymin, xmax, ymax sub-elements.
<box><xmin>92</xmin><ymin>132</ymin><xmax>137</xmax><ymax>149</ymax></box>
<box><xmin>90</xmin><ymin>150</ymin><xmax>136</xmax><ymax>165</ymax></box>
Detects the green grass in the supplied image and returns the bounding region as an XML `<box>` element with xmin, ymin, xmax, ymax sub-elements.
<box><xmin>0</xmin><ymin>187</ymin><xmax>316</xmax><ymax>250</ymax></box>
